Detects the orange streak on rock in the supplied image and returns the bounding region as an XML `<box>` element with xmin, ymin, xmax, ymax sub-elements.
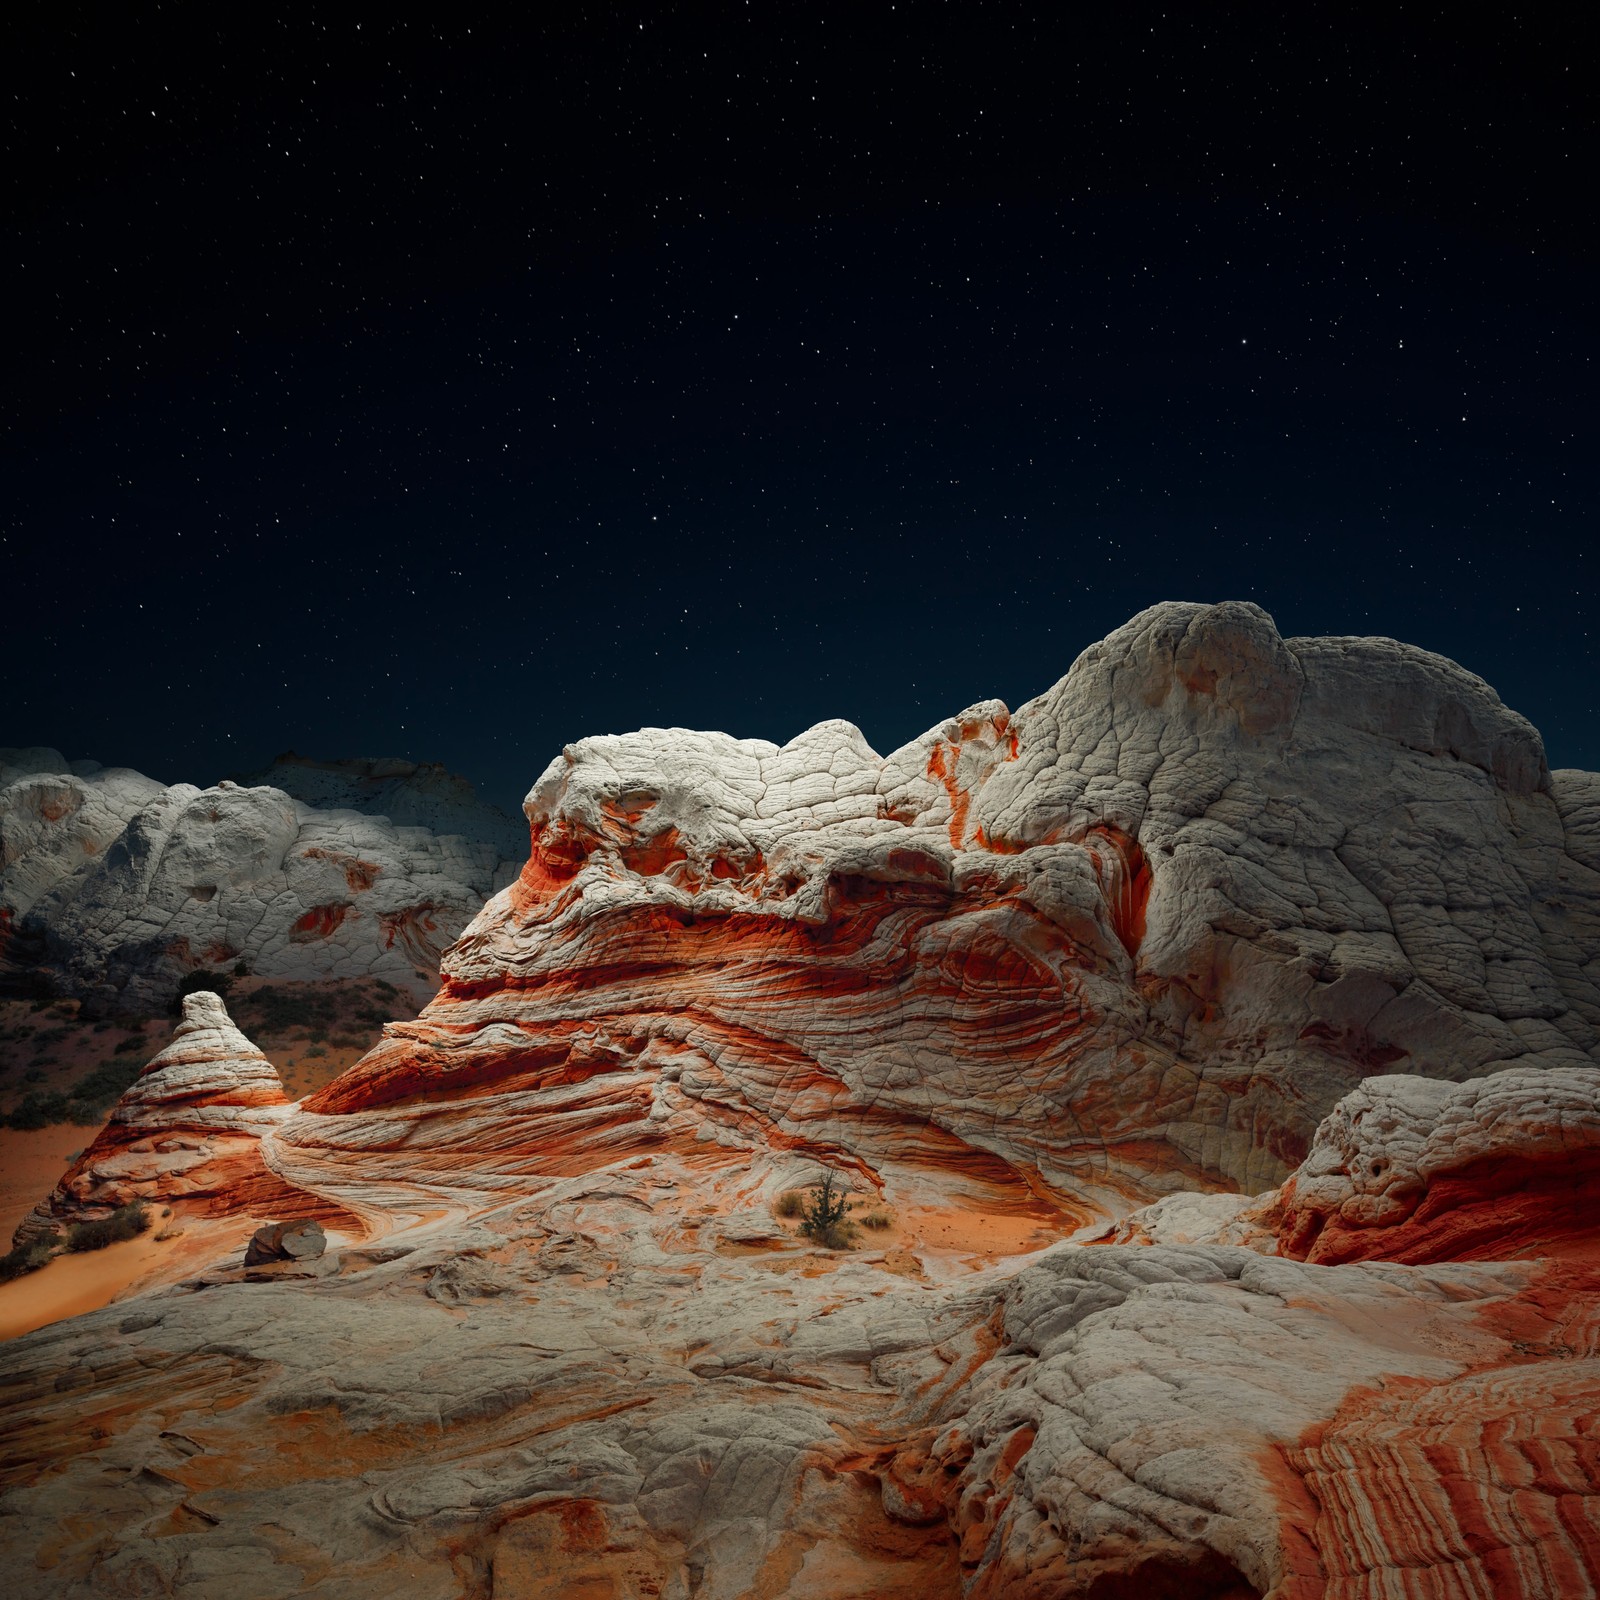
<box><xmin>1284</xmin><ymin>1149</ymin><xmax>1600</xmax><ymax>1266</ymax></box>
<box><xmin>290</xmin><ymin>902</ymin><xmax>351</xmax><ymax>942</ymax></box>
<box><xmin>299</xmin><ymin>846</ymin><xmax>383</xmax><ymax>891</ymax></box>
<box><xmin>1082</xmin><ymin>826</ymin><xmax>1151</xmax><ymax>958</ymax></box>
<box><xmin>1271</xmin><ymin>1258</ymin><xmax>1600</xmax><ymax>1599</ymax></box>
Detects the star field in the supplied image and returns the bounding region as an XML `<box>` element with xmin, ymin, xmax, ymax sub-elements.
<box><xmin>4</xmin><ymin>5</ymin><xmax>1593</xmax><ymax>807</ymax></box>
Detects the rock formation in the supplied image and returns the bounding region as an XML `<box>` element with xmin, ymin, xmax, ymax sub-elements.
<box><xmin>13</xmin><ymin>990</ymin><xmax>303</xmax><ymax>1243</ymax></box>
<box><xmin>1101</xmin><ymin>1062</ymin><xmax>1600</xmax><ymax>1264</ymax></box>
<box><xmin>3</xmin><ymin>602</ymin><xmax>1598</xmax><ymax>1598</ymax></box>
<box><xmin>0</xmin><ymin>750</ymin><xmax>525</xmax><ymax>1012</ymax></box>
<box><xmin>290</xmin><ymin>599</ymin><xmax>1600</xmax><ymax>1215</ymax></box>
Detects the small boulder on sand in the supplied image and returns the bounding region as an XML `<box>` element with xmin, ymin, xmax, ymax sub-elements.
<box><xmin>243</xmin><ymin>1219</ymin><xmax>325</xmax><ymax>1268</ymax></box>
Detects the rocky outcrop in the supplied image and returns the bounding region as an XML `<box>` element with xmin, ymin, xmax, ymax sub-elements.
<box><xmin>1105</xmin><ymin>1063</ymin><xmax>1600</xmax><ymax>1266</ymax></box>
<box><xmin>13</xmin><ymin>991</ymin><xmax>300</xmax><ymax>1243</ymax></box>
<box><xmin>1273</xmin><ymin>1065</ymin><xmax>1600</xmax><ymax>1263</ymax></box>
<box><xmin>292</xmin><ymin>601</ymin><xmax>1600</xmax><ymax>1218</ymax></box>
<box><xmin>1</xmin><ymin>752</ymin><xmax>525</xmax><ymax>1012</ymax></box>
<box><xmin>3</xmin><ymin>604</ymin><xmax>1598</xmax><ymax>1598</ymax></box>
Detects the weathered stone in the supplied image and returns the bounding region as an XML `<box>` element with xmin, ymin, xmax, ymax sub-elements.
<box><xmin>1</xmin><ymin>753</ymin><xmax>523</xmax><ymax>1012</ymax></box>
<box><xmin>4</xmin><ymin>604</ymin><xmax>1599</xmax><ymax>1598</ymax></box>
<box><xmin>243</xmin><ymin>1218</ymin><xmax>326</xmax><ymax>1268</ymax></box>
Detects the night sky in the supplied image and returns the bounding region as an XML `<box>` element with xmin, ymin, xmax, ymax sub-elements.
<box><xmin>5</xmin><ymin>5</ymin><xmax>1593</xmax><ymax>811</ymax></box>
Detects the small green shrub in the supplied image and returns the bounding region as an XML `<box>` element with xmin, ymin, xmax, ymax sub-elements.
<box><xmin>64</xmin><ymin>1202</ymin><xmax>151</xmax><ymax>1253</ymax></box>
<box><xmin>0</xmin><ymin>1240</ymin><xmax>55</xmax><ymax>1282</ymax></box>
<box><xmin>67</xmin><ymin>1057</ymin><xmax>143</xmax><ymax>1107</ymax></box>
<box><xmin>3</xmin><ymin>1052</ymin><xmax>145</xmax><ymax>1128</ymax></box>
<box><xmin>799</xmin><ymin>1171</ymin><xmax>857</xmax><ymax>1251</ymax></box>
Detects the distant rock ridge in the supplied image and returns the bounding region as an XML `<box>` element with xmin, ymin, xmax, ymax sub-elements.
<box><xmin>229</xmin><ymin>750</ymin><xmax>526</xmax><ymax>861</ymax></box>
<box><xmin>0</xmin><ymin>748</ymin><xmax>525</xmax><ymax>1012</ymax></box>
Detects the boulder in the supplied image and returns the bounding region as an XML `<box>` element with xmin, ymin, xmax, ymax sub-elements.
<box><xmin>243</xmin><ymin>1218</ymin><xmax>326</xmax><ymax>1268</ymax></box>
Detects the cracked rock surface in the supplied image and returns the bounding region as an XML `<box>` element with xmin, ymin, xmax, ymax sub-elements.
<box><xmin>4</xmin><ymin>602</ymin><xmax>1598</xmax><ymax>1597</ymax></box>
<box><xmin>0</xmin><ymin>750</ymin><xmax>524</xmax><ymax>1012</ymax></box>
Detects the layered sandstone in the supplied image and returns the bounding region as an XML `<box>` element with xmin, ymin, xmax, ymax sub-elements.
<box><xmin>289</xmin><ymin>601</ymin><xmax>1600</xmax><ymax>1219</ymax></box>
<box><xmin>1103</xmin><ymin>1063</ymin><xmax>1600</xmax><ymax>1266</ymax></box>
<box><xmin>15</xmin><ymin>991</ymin><xmax>300</xmax><ymax>1243</ymax></box>
<box><xmin>3</xmin><ymin>602</ymin><xmax>1598</xmax><ymax>1599</ymax></box>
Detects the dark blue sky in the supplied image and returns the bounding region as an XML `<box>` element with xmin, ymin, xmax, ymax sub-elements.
<box><xmin>5</xmin><ymin>5</ymin><xmax>1593</xmax><ymax>811</ymax></box>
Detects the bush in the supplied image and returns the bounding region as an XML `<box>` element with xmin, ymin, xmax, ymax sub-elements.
<box><xmin>66</xmin><ymin>1057</ymin><xmax>143</xmax><ymax>1108</ymax></box>
<box><xmin>1</xmin><ymin>1054</ymin><xmax>144</xmax><ymax>1129</ymax></box>
<box><xmin>168</xmin><ymin>969</ymin><xmax>233</xmax><ymax>1016</ymax></box>
<box><xmin>4</xmin><ymin>1091</ymin><xmax>71</xmax><ymax>1130</ymax></box>
<box><xmin>774</xmin><ymin>1190</ymin><xmax>806</xmax><ymax>1219</ymax></box>
<box><xmin>799</xmin><ymin>1171</ymin><xmax>857</xmax><ymax>1251</ymax></box>
<box><xmin>0</xmin><ymin>1240</ymin><xmax>54</xmax><ymax>1282</ymax></box>
<box><xmin>860</xmin><ymin>1209</ymin><xmax>893</xmax><ymax>1231</ymax></box>
<box><xmin>64</xmin><ymin>1202</ymin><xmax>150</xmax><ymax>1253</ymax></box>
<box><xmin>114</xmin><ymin>1033</ymin><xmax>147</xmax><ymax>1054</ymax></box>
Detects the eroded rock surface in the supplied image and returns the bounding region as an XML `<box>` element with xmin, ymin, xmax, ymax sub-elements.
<box><xmin>1</xmin><ymin>751</ymin><xmax>524</xmax><ymax>1012</ymax></box>
<box><xmin>14</xmin><ymin>991</ymin><xmax>300</xmax><ymax>1244</ymax></box>
<box><xmin>3</xmin><ymin>603</ymin><xmax>1599</xmax><ymax>1598</ymax></box>
<box><xmin>1106</xmin><ymin>1063</ymin><xmax>1600</xmax><ymax>1267</ymax></box>
<box><xmin>300</xmin><ymin>600</ymin><xmax>1600</xmax><ymax>1215</ymax></box>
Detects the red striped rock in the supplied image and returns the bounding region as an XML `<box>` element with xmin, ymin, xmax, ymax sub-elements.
<box><xmin>1274</xmin><ymin>1067</ymin><xmax>1600</xmax><ymax>1265</ymax></box>
<box><xmin>14</xmin><ymin>990</ymin><xmax>305</xmax><ymax>1241</ymax></box>
<box><xmin>283</xmin><ymin>602</ymin><xmax>1600</xmax><ymax>1229</ymax></box>
<box><xmin>4</xmin><ymin>604</ymin><xmax>1600</xmax><ymax>1599</ymax></box>
<box><xmin>1108</xmin><ymin>1065</ymin><xmax>1600</xmax><ymax>1267</ymax></box>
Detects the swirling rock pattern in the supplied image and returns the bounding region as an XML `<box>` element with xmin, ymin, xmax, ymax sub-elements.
<box><xmin>14</xmin><ymin>991</ymin><xmax>302</xmax><ymax>1243</ymax></box>
<box><xmin>3</xmin><ymin>603</ymin><xmax>1599</xmax><ymax>1598</ymax></box>
<box><xmin>294</xmin><ymin>600</ymin><xmax>1600</xmax><ymax>1216</ymax></box>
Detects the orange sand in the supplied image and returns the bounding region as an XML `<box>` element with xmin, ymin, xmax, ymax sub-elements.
<box><xmin>0</xmin><ymin>1213</ymin><xmax>258</xmax><ymax>1343</ymax></box>
<box><xmin>0</xmin><ymin>1124</ymin><xmax>98</xmax><ymax>1247</ymax></box>
<box><xmin>0</xmin><ymin>1229</ymin><xmax>175</xmax><ymax>1341</ymax></box>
